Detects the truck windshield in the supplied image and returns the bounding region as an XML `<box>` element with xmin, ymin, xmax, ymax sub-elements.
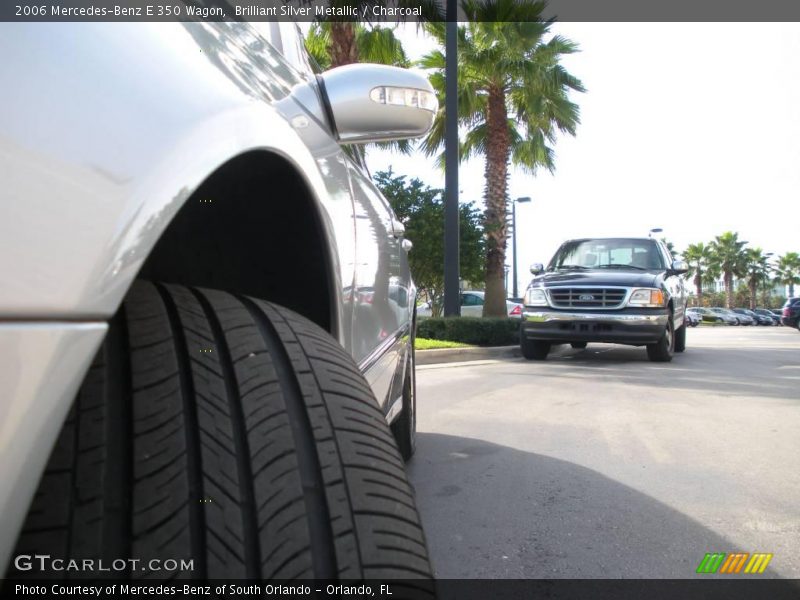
<box><xmin>548</xmin><ymin>238</ymin><xmax>665</xmax><ymax>271</ymax></box>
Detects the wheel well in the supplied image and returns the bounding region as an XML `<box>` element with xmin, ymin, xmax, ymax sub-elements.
<box><xmin>139</xmin><ymin>151</ymin><xmax>335</xmax><ymax>334</ymax></box>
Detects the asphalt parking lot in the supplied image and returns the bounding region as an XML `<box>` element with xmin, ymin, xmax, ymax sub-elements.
<box><xmin>408</xmin><ymin>326</ymin><xmax>800</xmax><ymax>578</ymax></box>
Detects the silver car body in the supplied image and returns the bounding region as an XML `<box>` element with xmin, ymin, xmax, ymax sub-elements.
<box><xmin>0</xmin><ymin>22</ymin><xmax>426</xmax><ymax>572</ymax></box>
<box><xmin>709</xmin><ymin>308</ymin><xmax>741</xmax><ymax>325</ymax></box>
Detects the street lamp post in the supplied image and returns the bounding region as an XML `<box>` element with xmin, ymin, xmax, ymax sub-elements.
<box><xmin>443</xmin><ymin>0</ymin><xmax>460</xmax><ymax>317</ymax></box>
<box><xmin>512</xmin><ymin>196</ymin><xmax>531</xmax><ymax>299</ymax></box>
<box><xmin>762</xmin><ymin>252</ymin><xmax>775</xmax><ymax>306</ymax></box>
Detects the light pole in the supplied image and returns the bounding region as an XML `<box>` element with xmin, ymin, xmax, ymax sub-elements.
<box><xmin>762</xmin><ymin>252</ymin><xmax>775</xmax><ymax>306</ymax></box>
<box><xmin>443</xmin><ymin>0</ymin><xmax>460</xmax><ymax>316</ymax></box>
<box><xmin>512</xmin><ymin>196</ymin><xmax>531</xmax><ymax>299</ymax></box>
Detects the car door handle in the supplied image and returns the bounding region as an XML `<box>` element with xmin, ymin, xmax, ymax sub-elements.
<box><xmin>390</xmin><ymin>221</ymin><xmax>405</xmax><ymax>238</ymax></box>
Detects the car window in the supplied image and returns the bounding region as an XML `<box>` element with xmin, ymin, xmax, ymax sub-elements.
<box><xmin>461</xmin><ymin>294</ymin><xmax>483</xmax><ymax>306</ymax></box>
<box><xmin>550</xmin><ymin>239</ymin><xmax>665</xmax><ymax>270</ymax></box>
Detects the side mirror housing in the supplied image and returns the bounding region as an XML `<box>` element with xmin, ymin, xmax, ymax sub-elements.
<box><xmin>319</xmin><ymin>64</ymin><xmax>437</xmax><ymax>144</ymax></box>
<box><xmin>671</xmin><ymin>259</ymin><xmax>688</xmax><ymax>274</ymax></box>
<box><xmin>530</xmin><ymin>263</ymin><xmax>544</xmax><ymax>275</ymax></box>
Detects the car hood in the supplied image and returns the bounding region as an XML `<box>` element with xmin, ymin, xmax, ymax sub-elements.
<box><xmin>530</xmin><ymin>269</ymin><xmax>661</xmax><ymax>289</ymax></box>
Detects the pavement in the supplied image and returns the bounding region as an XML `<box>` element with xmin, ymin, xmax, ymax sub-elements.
<box><xmin>407</xmin><ymin>326</ymin><xmax>800</xmax><ymax>579</ymax></box>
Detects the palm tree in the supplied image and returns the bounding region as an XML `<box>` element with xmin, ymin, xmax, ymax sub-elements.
<box><xmin>305</xmin><ymin>22</ymin><xmax>410</xmax><ymax>71</ymax></box>
<box><xmin>420</xmin><ymin>1</ymin><xmax>585</xmax><ymax>316</ymax></box>
<box><xmin>743</xmin><ymin>248</ymin><xmax>772</xmax><ymax>310</ymax></box>
<box><xmin>315</xmin><ymin>1</ymin><xmax>441</xmax><ymax>69</ymax></box>
<box><xmin>708</xmin><ymin>232</ymin><xmax>748</xmax><ymax>308</ymax></box>
<box><xmin>774</xmin><ymin>252</ymin><xmax>800</xmax><ymax>297</ymax></box>
<box><xmin>682</xmin><ymin>242</ymin><xmax>715</xmax><ymax>304</ymax></box>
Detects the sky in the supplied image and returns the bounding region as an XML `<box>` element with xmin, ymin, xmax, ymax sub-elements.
<box><xmin>366</xmin><ymin>23</ymin><xmax>800</xmax><ymax>294</ymax></box>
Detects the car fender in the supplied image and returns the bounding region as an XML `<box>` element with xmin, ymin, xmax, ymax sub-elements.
<box><xmin>0</xmin><ymin>23</ymin><xmax>348</xmax><ymax>333</ymax></box>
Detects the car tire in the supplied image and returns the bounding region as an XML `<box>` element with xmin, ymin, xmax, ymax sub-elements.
<box><xmin>391</xmin><ymin>340</ymin><xmax>416</xmax><ymax>462</ymax></box>
<box><xmin>521</xmin><ymin>337</ymin><xmax>551</xmax><ymax>360</ymax></box>
<box><xmin>646</xmin><ymin>316</ymin><xmax>674</xmax><ymax>362</ymax></box>
<box><xmin>674</xmin><ymin>319</ymin><xmax>687</xmax><ymax>353</ymax></box>
<box><xmin>12</xmin><ymin>281</ymin><xmax>433</xmax><ymax>582</ymax></box>
<box><xmin>570</xmin><ymin>342</ymin><xmax>587</xmax><ymax>349</ymax></box>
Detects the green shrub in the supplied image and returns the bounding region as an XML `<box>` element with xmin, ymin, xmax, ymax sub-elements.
<box><xmin>417</xmin><ymin>317</ymin><xmax>520</xmax><ymax>346</ymax></box>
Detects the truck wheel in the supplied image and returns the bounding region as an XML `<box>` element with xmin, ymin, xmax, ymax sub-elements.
<box><xmin>391</xmin><ymin>343</ymin><xmax>416</xmax><ymax>462</ymax></box>
<box><xmin>521</xmin><ymin>337</ymin><xmax>551</xmax><ymax>360</ymax></box>
<box><xmin>674</xmin><ymin>320</ymin><xmax>687</xmax><ymax>353</ymax></box>
<box><xmin>570</xmin><ymin>342</ymin><xmax>587</xmax><ymax>349</ymax></box>
<box><xmin>13</xmin><ymin>281</ymin><xmax>433</xmax><ymax>583</ymax></box>
<box><xmin>647</xmin><ymin>316</ymin><xmax>675</xmax><ymax>362</ymax></box>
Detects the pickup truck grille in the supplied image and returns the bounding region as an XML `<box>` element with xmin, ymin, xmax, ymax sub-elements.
<box><xmin>548</xmin><ymin>287</ymin><xmax>628</xmax><ymax>309</ymax></box>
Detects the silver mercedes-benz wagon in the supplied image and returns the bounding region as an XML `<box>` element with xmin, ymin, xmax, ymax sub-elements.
<box><xmin>0</xmin><ymin>21</ymin><xmax>436</xmax><ymax>581</ymax></box>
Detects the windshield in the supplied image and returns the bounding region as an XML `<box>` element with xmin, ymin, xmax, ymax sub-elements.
<box><xmin>548</xmin><ymin>239</ymin><xmax>666</xmax><ymax>271</ymax></box>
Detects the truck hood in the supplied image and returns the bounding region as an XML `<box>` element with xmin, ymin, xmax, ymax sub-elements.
<box><xmin>531</xmin><ymin>269</ymin><xmax>661</xmax><ymax>289</ymax></box>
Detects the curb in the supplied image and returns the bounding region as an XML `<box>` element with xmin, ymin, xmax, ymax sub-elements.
<box><xmin>416</xmin><ymin>345</ymin><xmax>520</xmax><ymax>365</ymax></box>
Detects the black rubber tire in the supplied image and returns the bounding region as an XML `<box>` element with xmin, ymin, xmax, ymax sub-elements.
<box><xmin>674</xmin><ymin>320</ymin><xmax>687</xmax><ymax>353</ymax></box>
<box><xmin>570</xmin><ymin>342</ymin><xmax>588</xmax><ymax>349</ymax></box>
<box><xmin>647</xmin><ymin>316</ymin><xmax>675</xmax><ymax>362</ymax></box>
<box><xmin>391</xmin><ymin>343</ymin><xmax>416</xmax><ymax>462</ymax></box>
<box><xmin>12</xmin><ymin>281</ymin><xmax>433</xmax><ymax>583</ymax></box>
<box><xmin>521</xmin><ymin>337</ymin><xmax>551</xmax><ymax>360</ymax></box>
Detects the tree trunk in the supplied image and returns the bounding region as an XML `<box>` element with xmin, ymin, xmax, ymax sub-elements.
<box><xmin>749</xmin><ymin>280</ymin><xmax>757</xmax><ymax>310</ymax></box>
<box><xmin>329</xmin><ymin>22</ymin><xmax>359</xmax><ymax>68</ymax></box>
<box><xmin>725</xmin><ymin>272</ymin><xmax>734</xmax><ymax>308</ymax></box>
<box><xmin>482</xmin><ymin>86</ymin><xmax>511</xmax><ymax>317</ymax></box>
<box><xmin>694</xmin><ymin>271</ymin><xmax>702</xmax><ymax>305</ymax></box>
<box><xmin>430</xmin><ymin>290</ymin><xmax>443</xmax><ymax>318</ymax></box>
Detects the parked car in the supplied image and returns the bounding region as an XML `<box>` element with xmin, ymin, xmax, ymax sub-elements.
<box><xmin>685</xmin><ymin>310</ymin><xmax>702</xmax><ymax>327</ymax></box>
<box><xmin>0</xmin><ymin>23</ymin><xmax>436</xmax><ymax>579</ymax></box>
<box><xmin>520</xmin><ymin>237</ymin><xmax>688</xmax><ymax>362</ymax></box>
<box><xmin>770</xmin><ymin>309</ymin><xmax>785</xmax><ymax>324</ymax></box>
<box><xmin>727</xmin><ymin>309</ymin><xmax>755</xmax><ymax>325</ymax></box>
<box><xmin>687</xmin><ymin>307</ymin><xmax>723</xmax><ymax>324</ymax></box>
<box><xmin>782</xmin><ymin>297</ymin><xmax>800</xmax><ymax>329</ymax></box>
<box><xmin>709</xmin><ymin>307</ymin><xmax>743</xmax><ymax>325</ymax></box>
<box><xmin>417</xmin><ymin>291</ymin><xmax>524</xmax><ymax>319</ymax></box>
<box><xmin>733</xmin><ymin>308</ymin><xmax>772</xmax><ymax>325</ymax></box>
<box><xmin>461</xmin><ymin>290</ymin><xmax>524</xmax><ymax>319</ymax></box>
<box><xmin>755</xmin><ymin>308</ymin><xmax>782</xmax><ymax>325</ymax></box>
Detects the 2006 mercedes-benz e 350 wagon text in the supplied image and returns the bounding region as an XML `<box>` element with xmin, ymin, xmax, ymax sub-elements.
<box><xmin>0</xmin><ymin>22</ymin><xmax>436</xmax><ymax>581</ymax></box>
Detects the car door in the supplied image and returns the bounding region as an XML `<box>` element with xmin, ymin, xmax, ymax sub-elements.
<box><xmin>659</xmin><ymin>242</ymin><xmax>686</xmax><ymax>322</ymax></box>
<box><xmin>460</xmin><ymin>293</ymin><xmax>484</xmax><ymax>317</ymax></box>
<box><xmin>348</xmin><ymin>165</ymin><xmax>411</xmax><ymax>411</ymax></box>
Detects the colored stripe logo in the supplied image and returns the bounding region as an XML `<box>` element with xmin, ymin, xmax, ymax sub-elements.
<box><xmin>696</xmin><ymin>552</ymin><xmax>773</xmax><ymax>574</ymax></box>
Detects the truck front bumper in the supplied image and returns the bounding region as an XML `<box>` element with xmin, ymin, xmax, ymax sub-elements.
<box><xmin>521</xmin><ymin>309</ymin><xmax>669</xmax><ymax>345</ymax></box>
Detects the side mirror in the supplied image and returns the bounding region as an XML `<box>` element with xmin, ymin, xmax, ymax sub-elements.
<box><xmin>319</xmin><ymin>64</ymin><xmax>437</xmax><ymax>144</ymax></box>
<box><xmin>671</xmin><ymin>259</ymin><xmax>688</xmax><ymax>274</ymax></box>
<box><xmin>530</xmin><ymin>263</ymin><xmax>544</xmax><ymax>275</ymax></box>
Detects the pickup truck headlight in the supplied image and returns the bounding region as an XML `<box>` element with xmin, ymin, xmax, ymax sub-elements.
<box><xmin>524</xmin><ymin>288</ymin><xmax>548</xmax><ymax>306</ymax></box>
<box><xmin>627</xmin><ymin>288</ymin><xmax>666</xmax><ymax>308</ymax></box>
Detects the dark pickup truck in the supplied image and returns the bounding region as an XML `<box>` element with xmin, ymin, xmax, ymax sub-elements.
<box><xmin>520</xmin><ymin>237</ymin><xmax>689</xmax><ymax>362</ymax></box>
